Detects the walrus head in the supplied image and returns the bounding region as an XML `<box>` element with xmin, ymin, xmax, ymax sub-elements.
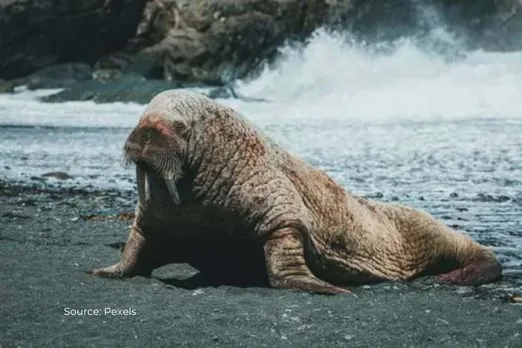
<box><xmin>123</xmin><ymin>114</ymin><xmax>188</xmax><ymax>206</ymax></box>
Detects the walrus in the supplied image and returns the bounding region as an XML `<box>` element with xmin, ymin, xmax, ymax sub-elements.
<box><xmin>88</xmin><ymin>89</ymin><xmax>502</xmax><ymax>295</ymax></box>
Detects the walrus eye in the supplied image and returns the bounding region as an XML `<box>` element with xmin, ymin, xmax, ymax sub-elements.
<box><xmin>164</xmin><ymin>174</ymin><xmax>181</xmax><ymax>205</ymax></box>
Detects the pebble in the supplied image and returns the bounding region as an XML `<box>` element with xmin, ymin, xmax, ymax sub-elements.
<box><xmin>192</xmin><ymin>289</ymin><xmax>204</xmax><ymax>296</ymax></box>
<box><xmin>42</xmin><ymin>171</ymin><xmax>74</xmax><ymax>180</ymax></box>
<box><xmin>455</xmin><ymin>287</ymin><xmax>473</xmax><ymax>295</ymax></box>
<box><xmin>475</xmin><ymin>193</ymin><xmax>511</xmax><ymax>202</ymax></box>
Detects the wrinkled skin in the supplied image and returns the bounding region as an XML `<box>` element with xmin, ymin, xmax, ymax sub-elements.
<box><xmin>88</xmin><ymin>90</ymin><xmax>502</xmax><ymax>295</ymax></box>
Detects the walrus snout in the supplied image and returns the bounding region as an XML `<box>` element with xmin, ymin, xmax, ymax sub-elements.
<box><xmin>124</xmin><ymin>117</ymin><xmax>186</xmax><ymax>207</ymax></box>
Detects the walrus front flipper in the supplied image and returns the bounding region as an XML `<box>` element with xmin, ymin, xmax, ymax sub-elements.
<box><xmin>263</xmin><ymin>227</ymin><xmax>351</xmax><ymax>295</ymax></box>
<box><xmin>88</xmin><ymin>225</ymin><xmax>155</xmax><ymax>278</ymax></box>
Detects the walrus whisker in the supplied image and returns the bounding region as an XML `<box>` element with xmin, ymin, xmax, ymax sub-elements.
<box><xmin>123</xmin><ymin>154</ymin><xmax>134</xmax><ymax>168</ymax></box>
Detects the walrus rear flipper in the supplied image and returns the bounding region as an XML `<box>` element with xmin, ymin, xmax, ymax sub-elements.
<box><xmin>437</xmin><ymin>247</ymin><xmax>502</xmax><ymax>286</ymax></box>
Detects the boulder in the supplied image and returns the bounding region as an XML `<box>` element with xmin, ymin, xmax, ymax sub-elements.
<box><xmin>40</xmin><ymin>73</ymin><xmax>182</xmax><ymax>104</ymax></box>
<box><xmin>0</xmin><ymin>0</ymin><xmax>147</xmax><ymax>80</ymax></box>
<box><xmin>441</xmin><ymin>0</ymin><xmax>522</xmax><ymax>51</ymax></box>
<box><xmin>122</xmin><ymin>0</ymin><xmax>356</xmax><ymax>85</ymax></box>
<box><xmin>17</xmin><ymin>63</ymin><xmax>93</xmax><ymax>90</ymax></box>
<box><xmin>121</xmin><ymin>0</ymin><xmax>522</xmax><ymax>86</ymax></box>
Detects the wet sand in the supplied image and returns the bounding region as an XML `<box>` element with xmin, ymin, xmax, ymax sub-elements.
<box><xmin>1</xmin><ymin>180</ymin><xmax>521</xmax><ymax>348</ymax></box>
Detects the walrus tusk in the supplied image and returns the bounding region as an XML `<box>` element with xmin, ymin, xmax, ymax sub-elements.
<box><xmin>136</xmin><ymin>166</ymin><xmax>147</xmax><ymax>208</ymax></box>
<box><xmin>164</xmin><ymin>174</ymin><xmax>181</xmax><ymax>205</ymax></box>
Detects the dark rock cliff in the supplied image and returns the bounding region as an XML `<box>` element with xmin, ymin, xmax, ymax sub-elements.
<box><xmin>0</xmin><ymin>0</ymin><xmax>520</xmax><ymax>93</ymax></box>
<box><xmin>0</xmin><ymin>0</ymin><xmax>147</xmax><ymax>79</ymax></box>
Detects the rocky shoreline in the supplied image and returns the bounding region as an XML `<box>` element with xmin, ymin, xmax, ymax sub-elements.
<box><xmin>1</xmin><ymin>0</ymin><xmax>522</xmax><ymax>104</ymax></box>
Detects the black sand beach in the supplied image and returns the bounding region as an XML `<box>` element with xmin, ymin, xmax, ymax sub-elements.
<box><xmin>1</xmin><ymin>180</ymin><xmax>521</xmax><ymax>348</ymax></box>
